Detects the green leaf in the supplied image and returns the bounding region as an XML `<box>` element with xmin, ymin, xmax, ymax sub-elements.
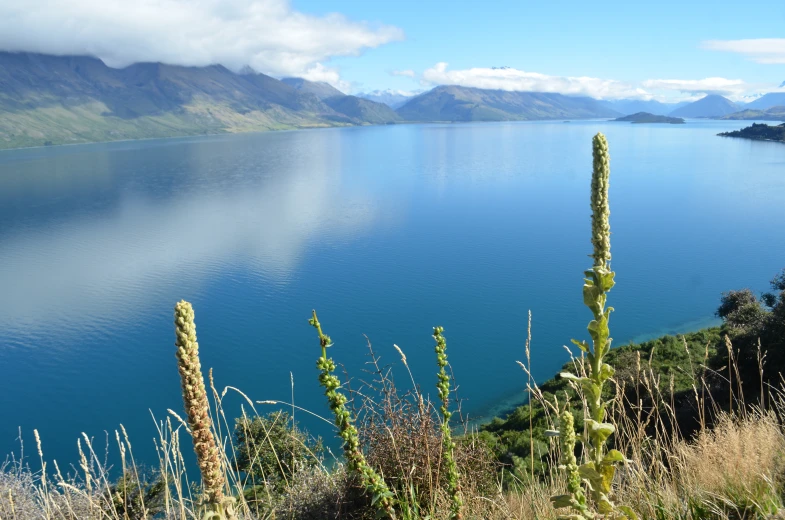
<box><xmin>587</xmin><ymin>420</ymin><xmax>615</xmax><ymax>443</ymax></box>
<box><xmin>599</xmin><ymin>463</ymin><xmax>616</xmax><ymax>494</ymax></box>
<box><xmin>583</xmin><ymin>284</ymin><xmax>602</xmax><ymax>310</ymax></box>
<box><xmin>596</xmin><ymin>269</ymin><xmax>616</xmax><ymax>292</ymax></box>
<box><xmin>571</xmin><ymin>339</ymin><xmax>590</xmax><ymax>353</ymax></box>
<box><xmin>599</xmin><ymin>363</ymin><xmax>615</xmax><ymax>382</ymax></box>
<box><xmin>578</xmin><ymin>463</ymin><xmax>602</xmax><ymax>482</ymax></box>
<box><xmin>618</xmin><ymin>505</ymin><xmax>639</xmax><ymax>520</ymax></box>
<box><xmin>580</xmin><ymin>380</ymin><xmax>601</xmax><ymax>402</ymax></box>
<box><xmin>560</xmin><ymin>372</ymin><xmax>580</xmax><ymax>381</ymax></box>
<box><xmin>603</xmin><ymin>449</ymin><xmax>625</xmax><ymax>463</ymax></box>
<box><xmin>550</xmin><ymin>494</ymin><xmax>574</xmax><ymax>508</ymax></box>
<box><xmin>597</xmin><ymin>496</ymin><xmax>614</xmax><ymax>514</ymax></box>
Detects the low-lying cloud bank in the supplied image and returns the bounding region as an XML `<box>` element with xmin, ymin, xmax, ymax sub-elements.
<box><xmin>0</xmin><ymin>0</ymin><xmax>404</xmax><ymax>90</ymax></box>
<box><xmin>418</xmin><ymin>63</ymin><xmax>780</xmax><ymax>102</ymax></box>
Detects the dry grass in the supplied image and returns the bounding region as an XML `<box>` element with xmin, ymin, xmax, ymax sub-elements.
<box><xmin>4</xmin><ymin>332</ymin><xmax>785</xmax><ymax>519</ymax></box>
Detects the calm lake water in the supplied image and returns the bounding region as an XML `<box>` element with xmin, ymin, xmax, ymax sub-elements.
<box><xmin>1</xmin><ymin>120</ymin><xmax>784</xmax><ymax>468</ymax></box>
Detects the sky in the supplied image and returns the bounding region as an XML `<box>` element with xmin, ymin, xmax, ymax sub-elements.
<box><xmin>0</xmin><ymin>0</ymin><xmax>783</xmax><ymax>102</ymax></box>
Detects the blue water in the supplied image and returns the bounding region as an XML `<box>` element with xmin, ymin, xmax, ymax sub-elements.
<box><xmin>1</xmin><ymin>120</ymin><xmax>784</xmax><ymax>469</ymax></box>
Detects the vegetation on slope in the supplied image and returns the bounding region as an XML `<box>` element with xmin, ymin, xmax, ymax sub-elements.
<box><xmin>0</xmin><ymin>53</ymin><xmax>395</xmax><ymax>149</ymax></box>
<box><xmin>323</xmin><ymin>95</ymin><xmax>402</xmax><ymax>124</ymax></box>
<box><xmin>481</xmin><ymin>266</ymin><xmax>785</xmax><ymax>482</ymax></box>
<box><xmin>718</xmin><ymin>122</ymin><xmax>785</xmax><ymax>142</ymax></box>
<box><xmin>613</xmin><ymin>112</ymin><xmax>685</xmax><ymax>124</ymax></box>
<box><xmin>720</xmin><ymin>106</ymin><xmax>785</xmax><ymax>121</ymax></box>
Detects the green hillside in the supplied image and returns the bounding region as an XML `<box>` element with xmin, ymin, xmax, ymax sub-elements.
<box><xmin>720</xmin><ymin>106</ymin><xmax>785</xmax><ymax>121</ymax></box>
<box><xmin>324</xmin><ymin>95</ymin><xmax>402</xmax><ymax>124</ymax></box>
<box><xmin>0</xmin><ymin>53</ymin><xmax>353</xmax><ymax>149</ymax></box>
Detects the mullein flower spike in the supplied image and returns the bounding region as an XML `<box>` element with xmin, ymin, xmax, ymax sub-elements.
<box><xmin>174</xmin><ymin>301</ymin><xmax>235</xmax><ymax>520</ymax></box>
<box><xmin>552</xmin><ymin>135</ymin><xmax>636</xmax><ymax>520</ymax></box>
<box><xmin>590</xmin><ymin>132</ymin><xmax>611</xmax><ymax>269</ymax></box>
<box><xmin>309</xmin><ymin>310</ymin><xmax>396</xmax><ymax>519</ymax></box>
<box><xmin>433</xmin><ymin>327</ymin><xmax>463</xmax><ymax>520</ymax></box>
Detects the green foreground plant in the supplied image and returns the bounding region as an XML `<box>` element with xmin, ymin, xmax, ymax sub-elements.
<box><xmin>551</xmin><ymin>133</ymin><xmax>634</xmax><ymax>519</ymax></box>
<box><xmin>309</xmin><ymin>310</ymin><xmax>397</xmax><ymax>519</ymax></box>
<box><xmin>433</xmin><ymin>326</ymin><xmax>463</xmax><ymax>520</ymax></box>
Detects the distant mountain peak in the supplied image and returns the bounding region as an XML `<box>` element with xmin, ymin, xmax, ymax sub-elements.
<box><xmin>669</xmin><ymin>94</ymin><xmax>738</xmax><ymax>118</ymax></box>
<box><xmin>780</xmin><ymin>81</ymin><xmax>785</xmax><ymax>88</ymax></box>
<box><xmin>356</xmin><ymin>89</ymin><xmax>421</xmax><ymax>109</ymax></box>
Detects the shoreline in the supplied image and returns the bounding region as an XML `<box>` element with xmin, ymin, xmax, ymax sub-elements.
<box><xmin>467</xmin><ymin>314</ymin><xmax>722</xmax><ymax>430</ymax></box>
<box><xmin>0</xmin><ymin>116</ymin><xmax>746</xmax><ymax>153</ymax></box>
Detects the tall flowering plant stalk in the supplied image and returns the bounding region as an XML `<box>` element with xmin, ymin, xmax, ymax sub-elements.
<box><xmin>551</xmin><ymin>134</ymin><xmax>635</xmax><ymax>520</ymax></box>
<box><xmin>173</xmin><ymin>301</ymin><xmax>236</xmax><ymax>520</ymax></box>
<box><xmin>309</xmin><ymin>310</ymin><xmax>396</xmax><ymax>519</ymax></box>
<box><xmin>433</xmin><ymin>326</ymin><xmax>463</xmax><ymax>520</ymax></box>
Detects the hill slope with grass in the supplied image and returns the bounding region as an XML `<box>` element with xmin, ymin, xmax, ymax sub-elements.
<box><xmin>0</xmin><ymin>53</ymin><xmax>403</xmax><ymax>149</ymax></box>
<box><xmin>720</xmin><ymin>106</ymin><xmax>785</xmax><ymax>121</ymax></box>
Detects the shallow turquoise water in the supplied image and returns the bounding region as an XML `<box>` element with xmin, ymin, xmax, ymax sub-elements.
<box><xmin>1</xmin><ymin>120</ymin><xmax>783</xmax><ymax>468</ymax></box>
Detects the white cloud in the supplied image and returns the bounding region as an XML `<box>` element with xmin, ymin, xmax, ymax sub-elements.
<box><xmin>391</xmin><ymin>69</ymin><xmax>416</xmax><ymax>78</ymax></box>
<box><xmin>364</xmin><ymin>89</ymin><xmax>421</xmax><ymax>97</ymax></box>
<box><xmin>421</xmin><ymin>62</ymin><xmax>651</xmax><ymax>100</ymax></box>
<box><xmin>0</xmin><ymin>0</ymin><xmax>404</xmax><ymax>89</ymax></box>
<box><xmin>703</xmin><ymin>39</ymin><xmax>785</xmax><ymax>64</ymax></box>
<box><xmin>299</xmin><ymin>63</ymin><xmax>351</xmax><ymax>93</ymax></box>
<box><xmin>641</xmin><ymin>77</ymin><xmax>750</xmax><ymax>98</ymax></box>
<box><xmin>419</xmin><ymin>63</ymin><xmax>777</xmax><ymax>102</ymax></box>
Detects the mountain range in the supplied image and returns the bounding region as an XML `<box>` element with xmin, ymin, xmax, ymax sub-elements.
<box><xmin>0</xmin><ymin>52</ymin><xmax>782</xmax><ymax>150</ymax></box>
<box><xmin>395</xmin><ymin>85</ymin><xmax>620</xmax><ymax>121</ymax></box>
<box><xmin>281</xmin><ymin>78</ymin><xmax>401</xmax><ymax>124</ymax></box>
<box><xmin>0</xmin><ymin>52</ymin><xmax>397</xmax><ymax>149</ymax></box>
<box><xmin>356</xmin><ymin>90</ymin><xmax>421</xmax><ymax>109</ymax></box>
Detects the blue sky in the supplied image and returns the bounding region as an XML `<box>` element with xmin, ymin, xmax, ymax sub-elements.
<box><xmin>291</xmin><ymin>0</ymin><xmax>785</xmax><ymax>99</ymax></box>
<box><xmin>1</xmin><ymin>0</ymin><xmax>783</xmax><ymax>101</ymax></box>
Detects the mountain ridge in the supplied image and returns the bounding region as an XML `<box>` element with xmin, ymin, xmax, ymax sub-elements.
<box><xmin>395</xmin><ymin>85</ymin><xmax>620</xmax><ymax>122</ymax></box>
<box><xmin>720</xmin><ymin>106</ymin><xmax>785</xmax><ymax>121</ymax></box>
<box><xmin>744</xmin><ymin>93</ymin><xmax>785</xmax><ymax>110</ymax></box>
<box><xmin>669</xmin><ymin>94</ymin><xmax>739</xmax><ymax>118</ymax></box>
<box><xmin>2</xmin><ymin>52</ymin><xmax>748</xmax><ymax>150</ymax></box>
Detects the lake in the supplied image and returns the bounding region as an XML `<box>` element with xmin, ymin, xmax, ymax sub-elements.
<box><xmin>1</xmin><ymin>120</ymin><xmax>784</xmax><ymax>468</ymax></box>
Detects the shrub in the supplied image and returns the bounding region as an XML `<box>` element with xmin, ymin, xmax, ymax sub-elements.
<box><xmin>234</xmin><ymin>411</ymin><xmax>324</xmax><ymax>492</ymax></box>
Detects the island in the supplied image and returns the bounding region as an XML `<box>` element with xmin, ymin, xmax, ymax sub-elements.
<box><xmin>718</xmin><ymin>122</ymin><xmax>785</xmax><ymax>142</ymax></box>
<box><xmin>613</xmin><ymin>112</ymin><xmax>686</xmax><ymax>124</ymax></box>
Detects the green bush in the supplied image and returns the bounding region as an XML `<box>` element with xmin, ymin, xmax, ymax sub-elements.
<box><xmin>234</xmin><ymin>410</ymin><xmax>323</xmax><ymax>491</ymax></box>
